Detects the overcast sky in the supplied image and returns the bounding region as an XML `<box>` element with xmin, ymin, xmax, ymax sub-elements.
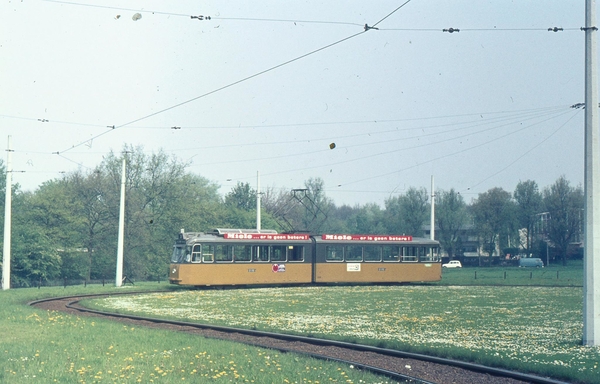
<box><xmin>0</xmin><ymin>1</ymin><xmax>591</xmax><ymax>206</ymax></box>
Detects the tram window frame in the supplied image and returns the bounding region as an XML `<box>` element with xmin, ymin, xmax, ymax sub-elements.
<box><xmin>382</xmin><ymin>245</ymin><xmax>400</xmax><ymax>262</ymax></box>
<box><xmin>345</xmin><ymin>245</ymin><xmax>363</xmax><ymax>261</ymax></box>
<box><xmin>215</xmin><ymin>245</ymin><xmax>233</xmax><ymax>262</ymax></box>
<box><xmin>271</xmin><ymin>245</ymin><xmax>287</xmax><ymax>262</ymax></box>
<box><xmin>326</xmin><ymin>245</ymin><xmax>344</xmax><ymax>262</ymax></box>
<box><xmin>252</xmin><ymin>245</ymin><xmax>270</xmax><ymax>262</ymax></box>
<box><xmin>420</xmin><ymin>246</ymin><xmax>437</xmax><ymax>262</ymax></box>
<box><xmin>233</xmin><ymin>245</ymin><xmax>252</xmax><ymax>262</ymax></box>
<box><xmin>288</xmin><ymin>245</ymin><xmax>304</xmax><ymax>262</ymax></box>
<box><xmin>401</xmin><ymin>246</ymin><xmax>418</xmax><ymax>262</ymax></box>
<box><xmin>364</xmin><ymin>245</ymin><xmax>381</xmax><ymax>262</ymax></box>
<box><xmin>202</xmin><ymin>244</ymin><xmax>214</xmax><ymax>263</ymax></box>
<box><xmin>191</xmin><ymin>244</ymin><xmax>202</xmax><ymax>263</ymax></box>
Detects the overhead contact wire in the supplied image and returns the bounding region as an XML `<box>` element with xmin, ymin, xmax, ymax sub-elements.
<box><xmin>58</xmin><ymin>29</ymin><xmax>367</xmax><ymax>154</ymax></box>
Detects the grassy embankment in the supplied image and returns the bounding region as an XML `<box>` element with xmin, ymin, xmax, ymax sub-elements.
<box><xmin>84</xmin><ymin>261</ymin><xmax>600</xmax><ymax>384</ymax></box>
<box><xmin>0</xmin><ymin>284</ymin><xmax>398</xmax><ymax>383</ymax></box>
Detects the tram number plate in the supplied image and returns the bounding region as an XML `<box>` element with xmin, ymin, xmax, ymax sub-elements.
<box><xmin>378</xmin><ymin>268</ymin><xmax>386</xmax><ymax>272</ymax></box>
<box><xmin>248</xmin><ymin>269</ymin><xmax>256</xmax><ymax>273</ymax></box>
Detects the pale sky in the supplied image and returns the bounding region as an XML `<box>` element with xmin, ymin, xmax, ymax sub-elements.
<box><xmin>0</xmin><ymin>1</ymin><xmax>591</xmax><ymax>206</ymax></box>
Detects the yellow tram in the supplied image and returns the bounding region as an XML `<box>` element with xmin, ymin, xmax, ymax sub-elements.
<box><xmin>169</xmin><ymin>228</ymin><xmax>441</xmax><ymax>286</ymax></box>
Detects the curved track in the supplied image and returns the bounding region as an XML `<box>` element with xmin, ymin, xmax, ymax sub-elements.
<box><xmin>30</xmin><ymin>293</ymin><xmax>571</xmax><ymax>384</ymax></box>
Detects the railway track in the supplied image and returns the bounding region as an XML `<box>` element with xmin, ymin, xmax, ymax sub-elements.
<box><xmin>30</xmin><ymin>293</ymin><xmax>571</xmax><ymax>384</ymax></box>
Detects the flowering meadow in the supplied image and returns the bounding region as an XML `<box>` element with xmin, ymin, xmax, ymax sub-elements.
<box><xmin>92</xmin><ymin>285</ymin><xmax>600</xmax><ymax>383</ymax></box>
<box><xmin>1</xmin><ymin>285</ymin><xmax>397</xmax><ymax>384</ymax></box>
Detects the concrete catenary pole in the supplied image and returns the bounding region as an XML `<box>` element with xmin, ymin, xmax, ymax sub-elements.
<box><xmin>256</xmin><ymin>171</ymin><xmax>261</xmax><ymax>231</ymax></box>
<box><xmin>115</xmin><ymin>157</ymin><xmax>126</xmax><ymax>287</ymax></box>
<box><xmin>2</xmin><ymin>136</ymin><xmax>12</xmax><ymax>290</ymax></box>
<box><xmin>430</xmin><ymin>176</ymin><xmax>435</xmax><ymax>241</ymax></box>
<box><xmin>584</xmin><ymin>0</ymin><xmax>600</xmax><ymax>346</ymax></box>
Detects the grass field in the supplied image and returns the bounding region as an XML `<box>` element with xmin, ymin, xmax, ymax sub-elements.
<box><xmin>435</xmin><ymin>260</ymin><xmax>583</xmax><ymax>287</ymax></box>
<box><xmin>0</xmin><ymin>284</ymin><xmax>397</xmax><ymax>383</ymax></box>
<box><xmin>90</xmin><ymin>284</ymin><xmax>599</xmax><ymax>384</ymax></box>
<box><xmin>2</xmin><ymin>261</ymin><xmax>597</xmax><ymax>383</ymax></box>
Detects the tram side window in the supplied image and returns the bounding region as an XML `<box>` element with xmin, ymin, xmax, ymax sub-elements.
<box><xmin>345</xmin><ymin>246</ymin><xmax>363</xmax><ymax>261</ymax></box>
<box><xmin>191</xmin><ymin>244</ymin><xmax>202</xmax><ymax>263</ymax></box>
<box><xmin>203</xmin><ymin>244</ymin><xmax>214</xmax><ymax>263</ymax></box>
<box><xmin>382</xmin><ymin>246</ymin><xmax>400</xmax><ymax>262</ymax></box>
<box><xmin>326</xmin><ymin>245</ymin><xmax>344</xmax><ymax>262</ymax></box>
<box><xmin>233</xmin><ymin>245</ymin><xmax>251</xmax><ymax>262</ymax></box>
<box><xmin>271</xmin><ymin>245</ymin><xmax>287</xmax><ymax>262</ymax></box>
<box><xmin>252</xmin><ymin>245</ymin><xmax>270</xmax><ymax>262</ymax></box>
<box><xmin>418</xmin><ymin>247</ymin><xmax>428</xmax><ymax>261</ymax></box>
<box><xmin>288</xmin><ymin>246</ymin><xmax>304</xmax><ymax>262</ymax></box>
<box><xmin>400</xmin><ymin>246</ymin><xmax>417</xmax><ymax>262</ymax></box>
<box><xmin>364</xmin><ymin>246</ymin><xmax>381</xmax><ymax>262</ymax></box>
<box><xmin>420</xmin><ymin>246</ymin><xmax>438</xmax><ymax>262</ymax></box>
<box><xmin>215</xmin><ymin>245</ymin><xmax>232</xmax><ymax>262</ymax></box>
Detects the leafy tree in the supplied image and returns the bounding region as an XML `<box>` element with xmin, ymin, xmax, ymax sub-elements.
<box><xmin>384</xmin><ymin>187</ymin><xmax>429</xmax><ymax>236</ymax></box>
<box><xmin>542</xmin><ymin>176</ymin><xmax>583</xmax><ymax>265</ymax></box>
<box><xmin>513</xmin><ymin>180</ymin><xmax>542</xmax><ymax>255</ymax></box>
<box><xmin>225</xmin><ymin>182</ymin><xmax>257</xmax><ymax>211</ymax></box>
<box><xmin>11</xmin><ymin>221</ymin><xmax>61</xmax><ymax>286</ymax></box>
<box><xmin>65</xmin><ymin>170</ymin><xmax>113</xmax><ymax>280</ymax></box>
<box><xmin>471</xmin><ymin>187</ymin><xmax>514</xmax><ymax>264</ymax></box>
<box><xmin>353</xmin><ymin>203</ymin><xmax>386</xmax><ymax>234</ymax></box>
<box><xmin>328</xmin><ymin>203</ymin><xmax>386</xmax><ymax>234</ymax></box>
<box><xmin>435</xmin><ymin>188</ymin><xmax>468</xmax><ymax>258</ymax></box>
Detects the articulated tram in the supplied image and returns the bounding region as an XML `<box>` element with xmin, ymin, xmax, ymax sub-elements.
<box><xmin>169</xmin><ymin>228</ymin><xmax>441</xmax><ymax>286</ymax></box>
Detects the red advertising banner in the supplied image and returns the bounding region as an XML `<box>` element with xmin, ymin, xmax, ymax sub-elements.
<box><xmin>223</xmin><ymin>233</ymin><xmax>310</xmax><ymax>241</ymax></box>
<box><xmin>321</xmin><ymin>234</ymin><xmax>413</xmax><ymax>242</ymax></box>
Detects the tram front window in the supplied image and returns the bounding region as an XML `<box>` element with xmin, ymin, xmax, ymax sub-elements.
<box><xmin>171</xmin><ymin>246</ymin><xmax>188</xmax><ymax>263</ymax></box>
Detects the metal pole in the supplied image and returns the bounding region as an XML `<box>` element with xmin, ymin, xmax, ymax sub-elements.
<box><xmin>584</xmin><ymin>0</ymin><xmax>600</xmax><ymax>346</ymax></box>
<box><xmin>256</xmin><ymin>171</ymin><xmax>261</xmax><ymax>231</ymax></box>
<box><xmin>2</xmin><ymin>136</ymin><xmax>12</xmax><ymax>290</ymax></box>
<box><xmin>430</xmin><ymin>175</ymin><xmax>435</xmax><ymax>241</ymax></box>
<box><xmin>115</xmin><ymin>157</ymin><xmax>126</xmax><ymax>287</ymax></box>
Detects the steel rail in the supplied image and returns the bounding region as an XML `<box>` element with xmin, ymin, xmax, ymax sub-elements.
<box><xmin>31</xmin><ymin>293</ymin><xmax>571</xmax><ymax>384</ymax></box>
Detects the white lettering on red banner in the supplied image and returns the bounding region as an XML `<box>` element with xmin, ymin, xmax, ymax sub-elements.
<box><xmin>322</xmin><ymin>234</ymin><xmax>413</xmax><ymax>242</ymax></box>
<box><xmin>223</xmin><ymin>233</ymin><xmax>310</xmax><ymax>240</ymax></box>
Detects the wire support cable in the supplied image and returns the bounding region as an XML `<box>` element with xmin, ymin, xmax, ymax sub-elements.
<box><xmin>56</xmin><ymin>29</ymin><xmax>366</xmax><ymax>155</ymax></box>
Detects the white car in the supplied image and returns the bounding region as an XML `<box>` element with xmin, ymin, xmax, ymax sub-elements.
<box><xmin>442</xmin><ymin>260</ymin><xmax>462</xmax><ymax>268</ymax></box>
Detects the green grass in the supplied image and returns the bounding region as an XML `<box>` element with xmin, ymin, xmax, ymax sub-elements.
<box><xmin>435</xmin><ymin>260</ymin><xmax>584</xmax><ymax>286</ymax></box>
<box><xmin>0</xmin><ymin>283</ymin><xmax>398</xmax><ymax>383</ymax></box>
<box><xmin>88</xmin><ymin>282</ymin><xmax>600</xmax><ymax>384</ymax></box>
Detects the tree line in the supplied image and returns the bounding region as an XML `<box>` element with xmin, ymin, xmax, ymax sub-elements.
<box><xmin>0</xmin><ymin>146</ymin><xmax>583</xmax><ymax>286</ymax></box>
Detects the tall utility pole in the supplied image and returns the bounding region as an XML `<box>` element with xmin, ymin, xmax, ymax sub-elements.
<box><xmin>256</xmin><ymin>171</ymin><xmax>261</xmax><ymax>231</ymax></box>
<box><xmin>430</xmin><ymin>175</ymin><xmax>435</xmax><ymax>241</ymax></box>
<box><xmin>115</xmin><ymin>157</ymin><xmax>126</xmax><ymax>287</ymax></box>
<box><xmin>2</xmin><ymin>136</ymin><xmax>12</xmax><ymax>290</ymax></box>
<box><xmin>584</xmin><ymin>0</ymin><xmax>600</xmax><ymax>346</ymax></box>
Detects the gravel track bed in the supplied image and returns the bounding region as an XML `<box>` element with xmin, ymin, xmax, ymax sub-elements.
<box><xmin>34</xmin><ymin>297</ymin><xmax>548</xmax><ymax>384</ymax></box>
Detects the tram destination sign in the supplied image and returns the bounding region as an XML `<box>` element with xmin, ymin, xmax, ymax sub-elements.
<box><xmin>322</xmin><ymin>234</ymin><xmax>413</xmax><ymax>242</ymax></box>
<box><xmin>223</xmin><ymin>233</ymin><xmax>310</xmax><ymax>240</ymax></box>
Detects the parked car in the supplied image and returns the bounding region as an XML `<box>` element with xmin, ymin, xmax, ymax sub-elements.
<box><xmin>518</xmin><ymin>258</ymin><xmax>544</xmax><ymax>268</ymax></box>
<box><xmin>442</xmin><ymin>260</ymin><xmax>462</xmax><ymax>268</ymax></box>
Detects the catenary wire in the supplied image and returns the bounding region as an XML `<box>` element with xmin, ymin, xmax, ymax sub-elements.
<box><xmin>234</xmin><ymin>108</ymin><xmax>578</xmax><ymax>185</ymax></box>
<box><xmin>189</xmin><ymin>108</ymin><xmax>571</xmax><ymax>167</ymax></box>
<box><xmin>464</xmin><ymin>110</ymin><xmax>582</xmax><ymax>192</ymax></box>
<box><xmin>56</xmin><ymin>29</ymin><xmax>367</xmax><ymax>154</ymax></box>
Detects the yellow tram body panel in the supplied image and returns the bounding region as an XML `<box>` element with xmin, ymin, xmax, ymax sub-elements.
<box><xmin>169</xmin><ymin>229</ymin><xmax>442</xmax><ymax>286</ymax></box>
<box><xmin>314</xmin><ymin>262</ymin><xmax>442</xmax><ymax>283</ymax></box>
<box><xmin>170</xmin><ymin>262</ymin><xmax>313</xmax><ymax>286</ymax></box>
